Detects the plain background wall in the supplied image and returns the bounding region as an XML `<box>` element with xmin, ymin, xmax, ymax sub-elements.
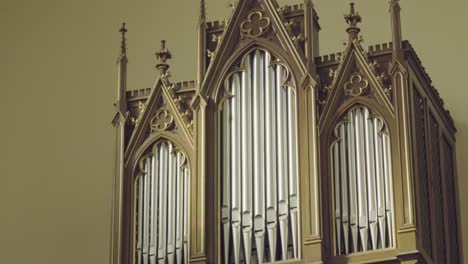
<box><xmin>1</xmin><ymin>0</ymin><xmax>466</xmax><ymax>263</ymax></box>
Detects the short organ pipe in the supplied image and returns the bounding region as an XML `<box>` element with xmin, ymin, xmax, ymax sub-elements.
<box><xmin>333</xmin><ymin>106</ymin><xmax>394</xmax><ymax>255</ymax></box>
<box><xmin>134</xmin><ymin>141</ymin><xmax>190</xmax><ymax>264</ymax></box>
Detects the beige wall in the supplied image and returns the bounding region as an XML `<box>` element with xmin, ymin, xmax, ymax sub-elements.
<box><xmin>1</xmin><ymin>0</ymin><xmax>466</xmax><ymax>263</ymax></box>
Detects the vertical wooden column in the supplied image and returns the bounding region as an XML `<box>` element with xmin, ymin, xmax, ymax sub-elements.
<box><xmin>111</xmin><ymin>22</ymin><xmax>129</xmax><ymax>264</ymax></box>
<box><xmin>391</xmin><ymin>63</ymin><xmax>419</xmax><ymax>259</ymax></box>
<box><xmin>299</xmin><ymin>80</ymin><xmax>323</xmax><ymax>262</ymax></box>
<box><xmin>190</xmin><ymin>95</ymin><xmax>208</xmax><ymax>264</ymax></box>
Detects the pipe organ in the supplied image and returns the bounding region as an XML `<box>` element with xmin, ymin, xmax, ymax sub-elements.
<box><xmin>331</xmin><ymin>106</ymin><xmax>394</xmax><ymax>255</ymax></box>
<box><xmin>112</xmin><ymin>1</ymin><xmax>461</xmax><ymax>263</ymax></box>
<box><xmin>134</xmin><ymin>141</ymin><xmax>190</xmax><ymax>264</ymax></box>
<box><xmin>221</xmin><ymin>49</ymin><xmax>299</xmax><ymax>264</ymax></box>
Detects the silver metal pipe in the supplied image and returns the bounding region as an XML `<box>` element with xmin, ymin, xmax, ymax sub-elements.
<box><xmin>137</xmin><ymin>171</ymin><xmax>144</xmax><ymax>263</ymax></box>
<box><xmin>242</xmin><ymin>53</ymin><xmax>253</xmax><ymax>264</ymax></box>
<box><xmin>158</xmin><ymin>142</ymin><xmax>168</xmax><ymax>264</ymax></box>
<box><xmin>222</xmin><ymin>79</ymin><xmax>232</xmax><ymax>264</ymax></box>
<box><xmin>346</xmin><ymin>111</ymin><xmax>358</xmax><ymax>253</ymax></box>
<box><xmin>176</xmin><ymin>153</ymin><xmax>184</xmax><ymax>264</ymax></box>
<box><xmin>265</xmin><ymin>57</ymin><xmax>277</xmax><ymax>262</ymax></box>
<box><xmin>150</xmin><ymin>146</ymin><xmax>160</xmax><ymax>264</ymax></box>
<box><xmin>277</xmin><ymin>66</ymin><xmax>289</xmax><ymax>260</ymax></box>
<box><xmin>374</xmin><ymin>118</ymin><xmax>386</xmax><ymax>248</ymax></box>
<box><xmin>167</xmin><ymin>146</ymin><xmax>177</xmax><ymax>264</ymax></box>
<box><xmin>333</xmin><ymin>142</ymin><xmax>341</xmax><ymax>255</ymax></box>
<box><xmin>183</xmin><ymin>166</ymin><xmax>189</xmax><ymax>264</ymax></box>
<box><xmin>382</xmin><ymin>133</ymin><xmax>393</xmax><ymax>247</ymax></box>
<box><xmin>287</xmin><ymin>82</ymin><xmax>299</xmax><ymax>258</ymax></box>
<box><xmin>253</xmin><ymin>50</ymin><xmax>266</xmax><ymax>264</ymax></box>
<box><xmin>355</xmin><ymin>107</ymin><xmax>368</xmax><ymax>251</ymax></box>
<box><xmin>231</xmin><ymin>72</ymin><xmax>242</xmax><ymax>264</ymax></box>
<box><xmin>143</xmin><ymin>157</ymin><xmax>151</xmax><ymax>264</ymax></box>
<box><xmin>339</xmin><ymin>124</ymin><xmax>349</xmax><ymax>254</ymax></box>
<box><xmin>364</xmin><ymin>109</ymin><xmax>378</xmax><ymax>250</ymax></box>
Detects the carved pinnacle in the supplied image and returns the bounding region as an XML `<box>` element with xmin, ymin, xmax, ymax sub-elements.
<box><xmin>344</xmin><ymin>2</ymin><xmax>362</xmax><ymax>41</ymax></box>
<box><xmin>119</xmin><ymin>22</ymin><xmax>127</xmax><ymax>55</ymax></box>
<box><xmin>155</xmin><ymin>40</ymin><xmax>172</xmax><ymax>74</ymax></box>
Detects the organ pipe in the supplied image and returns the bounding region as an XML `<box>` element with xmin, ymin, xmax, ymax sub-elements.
<box><xmin>221</xmin><ymin>49</ymin><xmax>299</xmax><ymax>263</ymax></box>
<box><xmin>333</xmin><ymin>106</ymin><xmax>394</xmax><ymax>255</ymax></box>
<box><xmin>135</xmin><ymin>140</ymin><xmax>190</xmax><ymax>264</ymax></box>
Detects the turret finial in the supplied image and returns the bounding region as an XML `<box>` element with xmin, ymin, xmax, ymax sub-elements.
<box><xmin>119</xmin><ymin>22</ymin><xmax>127</xmax><ymax>55</ymax></box>
<box><xmin>344</xmin><ymin>2</ymin><xmax>362</xmax><ymax>41</ymax></box>
<box><xmin>155</xmin><ymin>40</ymin><xmax>172</xmax><ymax>75</ymax></box>
<box><xmin>199</xmin><ymin>0</ymin><xmax>206</xmax><ymax>23</ymax></box>
<box><xmin>390</xmin><ymin>0</ymin><xmax>403</xmax><ymax>61</ymax></box>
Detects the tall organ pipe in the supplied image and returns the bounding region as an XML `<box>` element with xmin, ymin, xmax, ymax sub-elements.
<box><xmin>253</xmin><ymin>50</ymin><xmax>266</xmax><ymax>263</ymax></box>
<box><xmin>221</xmin><ymin>49</ymin><xmax>299</xmax><ymax>263</ymax></box>
<box><xmin>277</xmin><ymin>66</ymin><xmax>290</xmax><ymax>260</ymax></box>
<box><xmin>339</xmin><ymin>124</ymin><xmax>350</xmax><ymax>254</ymax></box>
<box><xmin>265</xmin><ymin>58</ymin><xmax>278</xmax><ymax>262</ymax></box>
<box><xmin>221</xmin><ymin>78</ymin><xmax>231</xmax><ymax>264</ymax></box>
<box><xmin>150</xmin><ymin>145</ymin><xmax>160</xmax><ymax>263</ymax></box>
<box><xmin>231</xmin><ymin>73</ymin><xmax>242</xmax><ymax>264</ymax></box>
<box><xmin>242</xmin><ymin>54</ymin><xmax>253</xmax><ymax>264</ymax></box>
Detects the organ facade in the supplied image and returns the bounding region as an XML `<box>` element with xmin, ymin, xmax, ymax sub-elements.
<box><xmin>110</xmin><ymin>1</ymin><xmax>461</xmax><ymax>263</ymax></box>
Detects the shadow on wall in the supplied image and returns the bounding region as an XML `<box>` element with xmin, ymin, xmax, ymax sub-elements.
<box><xmin>455</xmin><ymin>119</ymin><xmax>467</xmax><ymax>262</ymax></box>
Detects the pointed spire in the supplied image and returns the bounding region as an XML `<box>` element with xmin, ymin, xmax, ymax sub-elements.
<box><xmin>390</xmin><ymin>0</ymin><xmax>403</xmax><ymax>62</ymax></box>
<box><xmin>199</xmin><ymin>0</ymin><xmax>207</xmax><ymax>25</ymax></box>
<box><xmin>344</xmin><ymin>2</ymin><xmax>362</xmax><ymax>42</ymax></box>
<box><xmin>119</xmin><ymin>22</ymin><xmax>127</xmax><ymax>55</ymax></box>
<box><xmin>116</xmin><ymin>22</ymin><xmax>128</xmax><ymax>113</ymax></box>
<box><xmin>197</xmin><ymin>0</ymin><xmax>207</xmax><ymax>91</ymax></box>
<box><xmin>155</xmin><ymin>40</ymin><xmax>172</xmax><ymax>75</ymax></box>
<box><xmin>304</xmin><ymin>0</ymin><xmax>320</xmax><ymax>74</ymax></box>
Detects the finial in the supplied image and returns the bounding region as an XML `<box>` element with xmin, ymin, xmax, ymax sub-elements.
<box><xmin>119</xmin><ymin>22</ymin><xmax>127</xmax><ymax>55</ymax></box>
<box><xmin>199</xmin><ymin>0</ymin><xmax>206</xmax><ymax>23</ymax></box>
<box><xmin>390</xmin><ymin>0</ymin><xmax>400</xmax><ymax>8</ymax></box>
<box><xmin>389</xmin><ymin>0</ymin><xmax>403</xmax><ymax>61</ymax></box>
<box><xmin>155</xmin><ymin>40</ymin><xmax>172</xmax><ymax>75</ymax></box>
<box><xmin>344</xmin><ymin>2</ymin><xmax>362</xmax><ymax>41</ymax></box>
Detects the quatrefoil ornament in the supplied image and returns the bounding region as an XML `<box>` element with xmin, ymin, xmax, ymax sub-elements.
<box><xmin>150</xmin><ymin>108</ymin><xmax>174</xmax><ymax>132</ymax></box>
<box><xmin>240</xmin><ymin>11</ymin><xmax>271</xmax><ymax>38</ymax></box>
<box><xmin>344</xmin><ymin>74</ymin><xmax>369</xmax><ymax>97</ymax></box>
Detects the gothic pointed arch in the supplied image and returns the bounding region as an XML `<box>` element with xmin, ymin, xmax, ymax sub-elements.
<box><xmin>130</xmin><ymin>135</ymin><xmax>192</xmax><ymax>264</ymax></box>
<box><xmin>197</xmin><ymin>0</ymin><xmax>316</xmax><ymax>103</ymax></box>
<box><xmin>218</xmin><ymin>46</ymin><xmax>301</xmax><ymax>263</ymax></box>
<box><xmin>120</xmin><ymin>65</ymin><xmax>195</xmax><ymax>264</ymax></box>
<box><xmin>317</xmin><ymin>40</ymin><xmax>402</xmax><ymax>259</ymax></box>
<box><xmin>125</xmin><ymin>77</ymin><xmax>194</xmax><ymax>168</ymax></box>
<box><xmin>318</xmin><ymin>41</ymin><xmax>395</xmax><ymax>134</ymax></box>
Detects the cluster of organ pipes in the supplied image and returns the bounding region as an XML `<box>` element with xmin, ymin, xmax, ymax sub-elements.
<box><xmin>135</xmin><ymin>141</ymin><xmax>190</xmax><ymax>264</ymax></box>
<box><xmin>221</xmin><ymin>49</ymin><xmax>299</xmax><ymax>264</ymax></box>
<box><xmin>332</xmin><ymin>106</ymin><xmax>394</xmax><ymax>255</ymax></box>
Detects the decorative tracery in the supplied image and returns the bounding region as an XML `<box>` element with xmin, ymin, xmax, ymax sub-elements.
<box><xmin>331</xmin><ymin>105</ymin><xmax>394</xmax><ymax>255</ymax></box>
